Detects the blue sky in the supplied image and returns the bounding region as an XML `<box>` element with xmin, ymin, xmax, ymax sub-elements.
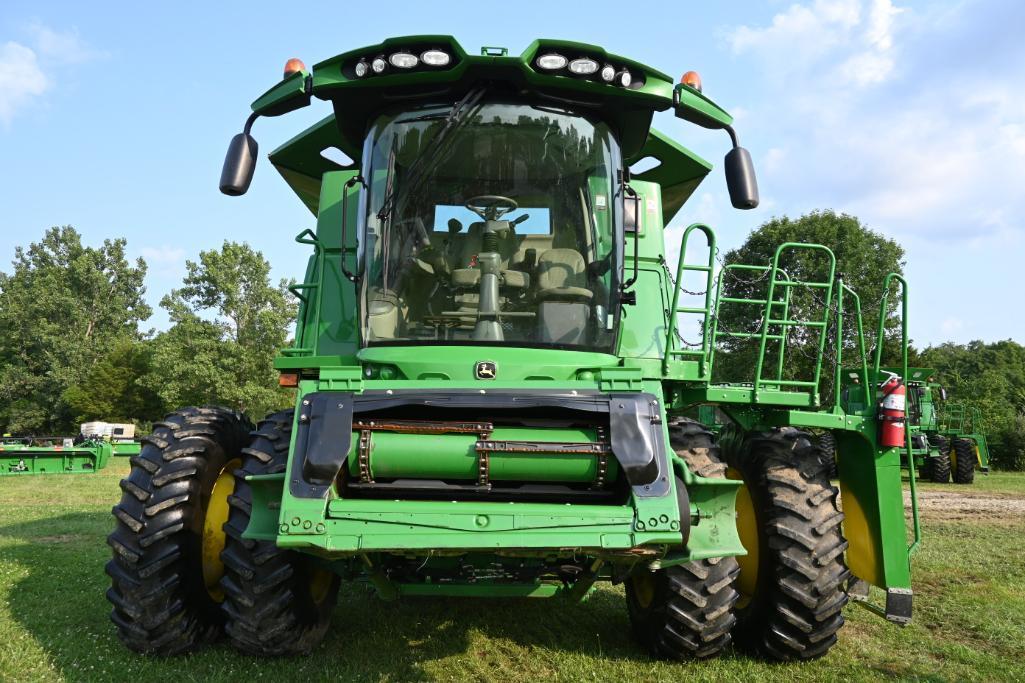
<box><xmin>1</xmin><ymin>0</ymin><xmax>1022</xmax><ymax>346</ymax></box>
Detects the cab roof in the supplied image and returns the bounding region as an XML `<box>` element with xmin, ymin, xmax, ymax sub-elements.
<box><xmin>260</xmin><ymin>36</ymin><xmax>717</xmax><ymax>222</ymax></box>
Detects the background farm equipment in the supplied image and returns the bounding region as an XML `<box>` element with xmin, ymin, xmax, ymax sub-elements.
<box><xmin>0</xmin><ymin>435</ymin><xmax>112</xmax><ymax>475</ymax></box>
<box><xmin>81</xmin><ymin>421</ymin><xmax>142</xmax><ymax>457</ymax></box>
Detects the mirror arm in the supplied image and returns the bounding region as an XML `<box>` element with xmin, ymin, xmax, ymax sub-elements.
<box><xmin>243</xmin><ymin>111</ymin><xmax>259</xmax><ymax>136</ymax></box>
<box><xmin>725</xmin><ymin>124</ymin><xmax>740</xmax><ymax>149</ymax></box>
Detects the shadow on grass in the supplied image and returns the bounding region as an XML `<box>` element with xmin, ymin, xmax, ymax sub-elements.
<box><xmin>0</xmin><ymin>511</ymin><xmax>654</xmax><ymax>681</ymax></box>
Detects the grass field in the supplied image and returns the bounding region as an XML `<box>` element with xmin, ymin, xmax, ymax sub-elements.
<box><xmin>2</xmin><ymin>461</ymin><xmax>1025</xmax><ymax>682</ymax></box>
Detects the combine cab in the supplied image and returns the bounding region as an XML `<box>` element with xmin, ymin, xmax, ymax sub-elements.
<box><xmin>106</xmin><ymin>37</ymin><xmax>920</xmax><ymax>661</ymax></box>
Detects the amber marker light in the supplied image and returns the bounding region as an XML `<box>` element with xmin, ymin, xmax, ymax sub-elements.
<box><xmin>283</xmin><ymin>58</ymin><xmax>306</xmax><ymax>79</ymax></box>
<box><xmin>279</xmin><ymin>372</ymin><xmax>300</xmax><ymax>388</ymax></box>
<box><xmin>681</xmin><ymin>70</ymin><xmax>702</xmax><ymax>92</ymax></box>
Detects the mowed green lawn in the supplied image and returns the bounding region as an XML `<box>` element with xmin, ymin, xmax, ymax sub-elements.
<box><xmin>2</xmin><ymin>461</ymin><xmax>1025</xmax><ymax>682</ymax></box>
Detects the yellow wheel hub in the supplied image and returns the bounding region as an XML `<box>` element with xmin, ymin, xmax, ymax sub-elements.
<box><xmin>202</xmin><ymin>458</ymin><xmax>240</xmax><ymax>602</ymax></box>
<box><xmin>728</xmin><ymin>467</ymin><xmax>759</xmax><ymax>608</ymax></box>
<box><xmin>632</xmin><ymin>571</ymin><xmax>657</xmax><ymax>609</ymax></box>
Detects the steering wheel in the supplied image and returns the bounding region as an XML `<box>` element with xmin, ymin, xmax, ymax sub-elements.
<box><xmin>465</xmin><ymin>195</ymin><xmax>518</xmax><ymax>221</ymax></box>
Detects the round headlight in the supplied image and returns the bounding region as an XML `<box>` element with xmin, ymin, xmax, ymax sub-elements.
<box><xmin>536</xmin><ymin>53</ymin><xmax>568</xmax><ymax>70</ymax></box>
<box><xmin>568</xmin><ymin>58</ymin><xmax>599</xmax><ymax>75</ymax></box>
<box><xmin>389</xmin><ymin>52</ymin><xmax>418</xmax><ymax>69</ymax></box>
<box><xmin>354</xmin><ymin>60</ymin><xmax>368</xmax><ymax>78</ymax></box>
<box><xmin>617</xmin><ymin>69</ymin><xmax>633</xmax><ymax>87</ymax></box>
<box><xmin>600</xmin><ymin>64</ymin><xmax>615</xmax><ymax>82</ymax></box>
<box><xmin>371</xmin><ymin>57</ymin><xmax>387</xmax><ymax>74</ymax></box>
<box><xmin>421</xmin><ymin>49</ymin><xmax>451</xmax><ymax>66</ymax></box>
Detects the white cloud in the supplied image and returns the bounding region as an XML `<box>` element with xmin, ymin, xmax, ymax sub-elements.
<box><xmin>140</xmin><ymin>246</ymin><xmax>186</xmax><ymax>279</ymax></box>
<box><xmin>722</xmin><ymin>0</ymin><xmax>1025</xmax><ymax>245</ymax></box>
<box><xmin>0</xmin><ymin>42</ymin><xmax>48</xmax><ymax>124</ymax></box>
<box><xmin>728</xmin><ymin>0</ymin><xmax>901</xmax><ymax>89</ymax></box>
<box><xmin>140</xmin><ymin>246</ymin><xmax>186</xmax><ymax>264</ymax></box>
<box><xmin>0</xmin><ymin>23</ymin><xmax>103</xmax><ymax>125</ymax></box>
<box><xmin>25</xmin><ymin>22</ymin><xmax>106</xmax><ymax>65</ymax></box>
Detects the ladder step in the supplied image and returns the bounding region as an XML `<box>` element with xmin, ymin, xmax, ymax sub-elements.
<box><xmin>715</xmin><ymin>332</ymin><xmax>785</xmax><ymax>340</ymax></box>
<box><xmin>774</xmin><ymin>280</ymin><xmax>832</xmax><ymax>289</ymax></box>
<box><xmin>674</xmin><ymin>307</ymin><xmax>710</xmax><ymax>314</ymax></box>
<box><xmin>679</xmin><ymin>264</ymin><xmax>713</xmax><ymax>272</ymax></box>
<box><xmin>719</xmin><ymin>297</ymin><xmax>768</xmax><ymax>305</ymax></box>
<box><xmin>767</xmin><ymin>319</ymin><xmax>827</xmax><ymax>327</ymax></box>
<box><xmin>759</xmin><ymin>379</ymin><xmax>818</xmax><ymax>387</ymax></box>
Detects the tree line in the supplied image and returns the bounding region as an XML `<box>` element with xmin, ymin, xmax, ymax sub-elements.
<box><xmin>1</xmin><ymin>219</ymin><xmax>1022</xmax><ymax>469</ymax></box>
<box><xmin>0</xmin><ymin>227</ymin><xmax>293</xmax><ymax>435</ymax></box>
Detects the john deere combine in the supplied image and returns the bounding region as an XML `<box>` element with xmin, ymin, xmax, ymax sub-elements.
<box><xmin>107</xmin><ymin>37</ymin><xmax>920</xmax><ymax>661</ymax></box>
<box><xmin>891</xmin><ymin>370</ymin><xmax>990</xmax><ymax>484</ymax></box>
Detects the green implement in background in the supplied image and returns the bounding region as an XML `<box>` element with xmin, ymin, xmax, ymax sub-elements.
<box><xmin>0</xmin><ymin>437</ymin><xmax>112</xmax><ymax>475</ymax></box>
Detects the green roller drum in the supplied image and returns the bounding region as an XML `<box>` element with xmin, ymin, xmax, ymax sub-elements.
<box><xmin>345</xmin><ymin>427</ymin><xmax>617</xmax><ymax>484</ymax></box>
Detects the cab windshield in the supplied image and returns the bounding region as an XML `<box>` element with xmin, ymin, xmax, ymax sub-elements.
<box><xmin>358</xmin><ymin>100</ymin><xmax>623</xmax><ymax>351</ymax></box>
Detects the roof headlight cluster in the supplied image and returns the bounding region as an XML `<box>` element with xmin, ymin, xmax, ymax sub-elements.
<box><xmin>534</xmin><ymin>52</ymin><xmax>636</xmax><ymax>88</ymax></box>
<box><xmin>353</xmin><ymin>48</ymin><xmax>453</xmax><ymax>78</ymax></box>
<box><xmin>568</xmin><ymin>58</ymin><xmax>598</xmax><ymax>75</ymax></box>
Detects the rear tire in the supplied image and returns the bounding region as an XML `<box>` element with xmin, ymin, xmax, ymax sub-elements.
<box><xmin>931</xmin><ymin>452</ymin><xmax>951</xmax><ymax>483</ymax></box>
<box><xmin>625</xmin><ymin>418</ymin><xmax>740</xmax><ymax>660</ymax></box>
<box><xmin>106</xmin><ymin>407</ymin><xmax>252</xmax><ymax>654</ymax></box>
<box><xmin>220</xmin><ymin>410</ymin><xmax>340</xmax><ymax>656</ymax></box>
<box><xmin>951</xmin><ymin>438</ymin><xmax>976</xmax><ymax>485</ymax></box>
<box><xmin>817</xmin><ymin>432</ymin><xmax>838</xmax><ymax>479</ymax></box>
<box><xmin>727</xmin><ymin>428</ymin><xmax>850</xmax><ymax>661</ymax></box>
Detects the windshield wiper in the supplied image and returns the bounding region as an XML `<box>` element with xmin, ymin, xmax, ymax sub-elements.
<box><xmin>377</xmin><ymin>87</ymin><xmax>487</xmax><ymax>222</ymax></box>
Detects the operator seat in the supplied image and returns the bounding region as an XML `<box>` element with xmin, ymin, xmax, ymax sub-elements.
<box><xmin>535</xmin><ymin>248</ymin><xmax>593</xmax><ymax>345</ymax></box>
<box><xmin>450</xmin><ymin>222</ymin><xmax>530</xmax><ymax>290</ymax></box>
<box><xmin>535</xmin><ymin>248</ymin><xmax>593</xmax><ymax>302</ymax></box>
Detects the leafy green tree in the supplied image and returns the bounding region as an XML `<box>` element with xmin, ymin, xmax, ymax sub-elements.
<box><xmin>62</xmin><ymin>338</ymin><xmax>164</xmax><ymax>426</ymax></box>
<box><xmin>920</xmin><ymin>339</ymin><xmax>1025</xmax><ymax>469</ymax></box>
<box><xmin>0</xmin><ymin>227</ymin><xmax>150</xmax><ymax>433</ymax></box>
<box><xmin>713</xmin><ymin>211</ymin><xmax>906</xmax><ymax>397</ymax></box>
<box><xmin>145</xmin><ymin>241</ymin><xmax>294</xmax><ymax>418</ymax></box>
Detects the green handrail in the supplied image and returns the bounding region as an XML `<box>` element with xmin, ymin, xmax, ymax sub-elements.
<box><xmin>833</xmin><ymin>281</ymin><xmax>871</xmax><ymax>413</ymax></box>
<box><xmin>283</xmin><ymin>228</ymin><xmax>325</xmax><ymax>358</ymax></box>
<box><xmin>707</xmin><ymin>264</ymin><xmax>792</xmax><ymax>385</ymax></box>
<box><xmin>754</xmin><ymin>243</ymin><xmax>836</xmax><ymax>400</ymax></box>
<box><xmin>664</xmin><ymin>224</ymin><xmax>717</xmax><ymax>377</ymax></box>
<box><xmin>873</xmin><ymin>274</ymin><xmax>920</xmax><ymax>554</ymax></box>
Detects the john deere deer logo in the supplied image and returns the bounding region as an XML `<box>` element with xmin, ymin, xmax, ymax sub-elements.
<box><xmin>475</xmin><ymin>361</ymin><xmax>497</xmax><ymax>380</ymax></box>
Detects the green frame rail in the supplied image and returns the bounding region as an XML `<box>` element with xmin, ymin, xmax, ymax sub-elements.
<box><xmin>872</xmin><ymin>273</ymin><xmax>920</xmax><ymax>554</ymax></box>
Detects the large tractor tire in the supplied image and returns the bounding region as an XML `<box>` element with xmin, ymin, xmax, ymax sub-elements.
<box><xmin>925</xmin><ymin>435</ymin><xmax>948</xmax><ymax>482</ymax></box>
<box><xmin>951</xmin><ymin>438</ymin><xmax>976</xmax><ymax>485</ymax></box>
<box><xmin>726</xmin><ymin>428</ymin><xmax>850</xmax><ymax>661</ymax></box>
<box><xmin>817</xmin><ymin>431</ymin><xmax>838</xmax><ymax>479</ymax></box>
<box><xmin>106</xmin><ymin>407</ymin><xmax>252</xmax><ymax>654</ymax></box>
<box><xmin>219</xmin><ymin>410</ymin><xmax>340</xmax><ymax>656</ymax></box>
<box><xmin>930</xmin><ymin>452</ymin><xmax>951</xmax><ymax>483</ymax></box>
<box><xmin>626</xmin><ymin>418</ymin><xmax>740</xmax><ymax>660</ymax></box>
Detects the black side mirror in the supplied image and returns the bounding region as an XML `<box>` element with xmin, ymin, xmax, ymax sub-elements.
<box><xmin>725</xmin><ymin>145</ymin><xmax>759</xmax><ymax>209</ymax></box>
<box><xmin>219</xmin><ymin>132</ymin><xmax>258</xmax><ymax>196</ymax></box>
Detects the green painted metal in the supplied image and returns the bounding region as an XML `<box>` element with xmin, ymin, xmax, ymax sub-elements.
<box><xmin>219</xmin><ymin>36</ymin><xmax>918</xmax><ymax>629</ymax></box>
<box><xmin>0</xmin><ymin>438</ymin><xmax>112</xmax><ymax>475</ymax></box>
<box><xmin>110</xmin><ymin>441</ymin><xmax>141</xmax><ymax>457</ymax></box>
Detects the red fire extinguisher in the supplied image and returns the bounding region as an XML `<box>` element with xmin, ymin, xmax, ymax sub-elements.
<box><xmin>878</xmin><ymin>374</ymin><xmax>906</xmax><ymax>448</ymax></box>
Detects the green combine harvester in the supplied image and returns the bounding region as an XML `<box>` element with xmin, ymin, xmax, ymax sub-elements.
<box><xmin>890</xmin><ymin>369</ymin><xmax>990</xmax><ymax>484</ymax></box>
<box><xmin>107</xmin><ymin>37</ymin><xmax>921</xmax><ymax>661</ymax></box>
<box><xmin>1</xmin><ymin>435</ymin><xmax>112</xmax><ymax>475</ymax></box>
